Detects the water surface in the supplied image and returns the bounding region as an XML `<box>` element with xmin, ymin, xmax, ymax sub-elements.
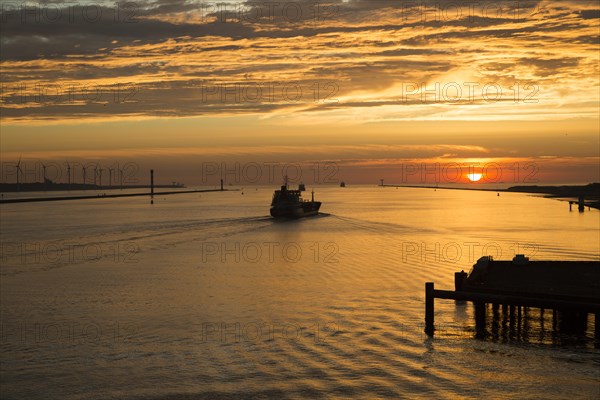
<box><xmin>1</xmin><ymin>186</ymin><xmax>599</xmax><ymax>399</ymax></box>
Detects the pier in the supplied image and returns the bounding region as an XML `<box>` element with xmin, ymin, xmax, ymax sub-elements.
<box><xmin>0</xmin><ymin>188</ymin><xmax>232</xmax><ymax>204</ymax></box>
<box><xmin>425</xmin><ymin>256</ymin><xmax>600</xmax><ymax>340</ymax></box>
<box><xmin>0</xmin><ymin>169</ymin><xmax>235</xmax><ymax>204</ymax></box>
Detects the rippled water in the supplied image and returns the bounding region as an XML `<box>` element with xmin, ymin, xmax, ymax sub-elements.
<box><xmin>1</xmin><ymin>186</ymin><xmax>599</xmax><ymax>399</ymax></box>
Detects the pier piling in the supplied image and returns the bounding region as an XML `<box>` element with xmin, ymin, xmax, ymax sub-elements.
<box><xmin>425</xmin><ymin>282</ymin><xmax>434</xmax><ymax>336</ymax></box>
<box><xmin>454</xmin><ymin>271</ymin><xmax>467</xmax><ymax>291</ymax></box>
<box><xmin>475</xmin><ymin>302</ymin><xmax>487</xmax><ymax>337</ymax></box>
<box><xmin>596</xmin><ymin>314</ymin><xmax>600</xmax><ymax>345</ymax></box>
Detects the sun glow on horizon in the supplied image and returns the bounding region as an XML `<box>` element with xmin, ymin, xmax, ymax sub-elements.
<box><xmin>467</xmin><ymin>173</ymin><xmax>483</xmax><ymax>182</ymax></box>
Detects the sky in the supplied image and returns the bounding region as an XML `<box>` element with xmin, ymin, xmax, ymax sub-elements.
<box><xmin>0</xmin><ymin>0</ymin><xmax>599</xmax><ymax>186</ymax></box>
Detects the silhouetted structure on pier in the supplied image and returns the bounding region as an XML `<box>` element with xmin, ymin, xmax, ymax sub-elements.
<box><xmin>150</xmin><ymin>169</ymin><xmax>154</xmax><ymax>196</ymax></box>
<box><xmin>150</xmin><ymin>169</ymin><xmax>154</xmax><ymax>204</ymax></box>
<box><xmin>569</xmin><ymin>196</ymin><xmax>587</xmax><ymax>212</ymax></box>
<box><xmin>425</xmin><ymin>256</ymin><xmax>600</xmax><ymax>344</ymax></box>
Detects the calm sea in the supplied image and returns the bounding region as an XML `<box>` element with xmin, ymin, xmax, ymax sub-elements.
<box><xmin>1</xmin><ymin>186</ymin><xmax>599</xmax><ymax>399</ymax></box>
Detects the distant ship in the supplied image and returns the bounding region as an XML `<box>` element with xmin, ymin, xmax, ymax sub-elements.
<box><xmin>340</xmin><ymin>181</ymin><xmax>346</xmax><ymax>187</ymax></box>
<box><xmin>270</xmin><ymin>177</ymin><xmax>321</xmax><ymax>218</ymax></box>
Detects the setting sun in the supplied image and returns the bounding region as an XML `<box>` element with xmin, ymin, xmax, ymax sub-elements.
<box><xmin>467</xmin><ymin>173</ymin><xmax>483</xmax><ymax>182</ymax></box>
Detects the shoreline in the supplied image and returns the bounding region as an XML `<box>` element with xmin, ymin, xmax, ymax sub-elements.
<box><xmin>0</xmin><ymin>188</ymin><xmax>236</xmax><ymax>204</ymax></box>
<box><xmin>382</xmin><ymin>183</ymin><xmax>600</xmax><ymax>210</ymax></box>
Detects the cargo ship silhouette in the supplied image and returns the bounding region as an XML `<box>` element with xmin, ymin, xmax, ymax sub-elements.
<box><xmin>270</xmin><ymin>177</ymin><xmax>321</xmax><ymax>218</ymax></box>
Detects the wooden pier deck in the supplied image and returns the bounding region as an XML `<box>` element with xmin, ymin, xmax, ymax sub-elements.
<box><xmin>425</xmin><ymin>256</ymin><xmax>600</xmax><ymax>338</ymax></box>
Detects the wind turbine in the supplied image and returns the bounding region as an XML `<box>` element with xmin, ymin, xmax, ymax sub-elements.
<box><xmin>41</xmin><ymin>162</ymin><xmax>47</xmax><ymax>191</ymax></box>
<box><xmin>98</xmin><ymin>167</ymin><xmax>104</xmax><ymax>187</ymax></box>
<box><xmin>15</xmin><ymin>155</ymin><xmax>23</xmax><ymax>188</ymax></box>
<box><xmin>108</xmin><ymin>168</ymin><xmax>113</xmax><ymax>188</ymax></box>
<box><xmin>93</xmin><ymin>165</ymin><xmax>98</xmax><ymax>186</ymax></box>
<box><xmin>82</xmin><ymin>165</ymin><xmax>87</xmax><ymax>185</ymax></box>
<box><xmin>66</xmin><ymin>161</ymin><xmax>71</xmax><ymax>187</ymax></box>
<box><xmin>119</xmin><ymin>168</ymin><xmax>124</xmax><ymax>189</ymax></box>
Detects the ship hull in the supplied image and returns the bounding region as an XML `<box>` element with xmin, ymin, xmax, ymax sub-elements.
<box><xmin>270</xmin><ymin>202</ymin><xmax>321</xmax><ymax>218</ymax></box>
